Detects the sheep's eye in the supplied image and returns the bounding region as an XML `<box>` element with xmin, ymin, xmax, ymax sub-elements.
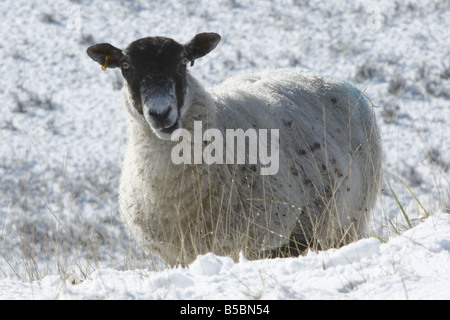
<box><xmin>181</xmin><ymin>57</ymin><xmax>190</xmax><ymax>65</ymax></box>
<box><xmin>122</xmin><ymin>62</ymin><xmax>130</xmax><ymax>70</ymax></box>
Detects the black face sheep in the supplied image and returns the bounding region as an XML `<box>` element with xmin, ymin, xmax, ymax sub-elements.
<box><xmin>87</xmin><ymin>33</ymin><xmax>382</xmax><ymax>266</ymax></box>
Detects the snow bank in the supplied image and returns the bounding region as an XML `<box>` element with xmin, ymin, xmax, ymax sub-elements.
<box><xmin>1</xmin><ymin>212</ymin><xmax>448</xmax><ymax>300</ymax></box>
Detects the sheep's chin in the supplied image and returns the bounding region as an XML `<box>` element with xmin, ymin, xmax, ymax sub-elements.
<box><xmin>152</xmin><ymin>120</ymin><xmax>181</xmax><ymax>141</ymax></box>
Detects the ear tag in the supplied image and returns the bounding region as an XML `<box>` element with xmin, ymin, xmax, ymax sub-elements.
<box><xmin>102</xmin><ymin>56</ymin><xmax>109</xmax><ymax>71</ymax></box>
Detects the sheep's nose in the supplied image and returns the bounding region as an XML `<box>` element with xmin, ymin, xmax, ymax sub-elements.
<box><xmin>148</xmin><ymin>107</ymin><xmax>174</xmax><ymax>128</ymax></box>
<box><xmin>149</xmin><ymin>107</ymin><xmax>171</xmax><ymax>121</ymax></box>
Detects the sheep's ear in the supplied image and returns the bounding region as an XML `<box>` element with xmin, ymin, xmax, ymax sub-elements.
<box><xmin>86</xmin><ymin>43</ymin><xmax>123</xmax><ymax>69</ymax></box>
<box><xmin>184</xmin><ymin>33</ymin><xmax>221</xmax><ymax>65</ymax></box>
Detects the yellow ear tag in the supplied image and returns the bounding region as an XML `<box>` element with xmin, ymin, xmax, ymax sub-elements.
<box><xmin>102</xmin><ymin>56</ymin><xmax>109</xmax><ymax>71</ymax></box>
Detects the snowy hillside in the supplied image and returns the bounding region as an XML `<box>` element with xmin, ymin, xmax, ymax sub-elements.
<box><xmin>0</xmin><ymin>0</ymin><xmax>449</xmax><ymax>300</ymax></box>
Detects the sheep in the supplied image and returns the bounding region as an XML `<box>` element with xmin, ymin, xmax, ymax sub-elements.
<box><xmin>86</xmin><ymin>33</ymin><xmax>382</xmax><ymax>266</ymax></box>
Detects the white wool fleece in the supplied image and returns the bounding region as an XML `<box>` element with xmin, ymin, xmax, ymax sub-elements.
<box><xmin>118</xmin><ymin>69</ymin><xmax>382</xmax><ymax>266</ymax></box>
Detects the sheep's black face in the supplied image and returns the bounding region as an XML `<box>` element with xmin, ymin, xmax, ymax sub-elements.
<box><xmin>121</xmin><ymin>37</ymin><xmax>187</xmax><ymax>139</ymax></box>
<box><xmin>87</xmin><ymin>33</ymin><xmax>221</xmax><ymax>140</ymax></box>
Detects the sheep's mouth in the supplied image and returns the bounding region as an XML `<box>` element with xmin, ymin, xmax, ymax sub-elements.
<box><xmin>152</xmin><ymin>120</ymin><xmax>181</xmax><ymax>140</ymax></box>
<box><xmin>160</xmin><ymin>120</ymin><xmax>180</xmax><ymax>134</ymax></box>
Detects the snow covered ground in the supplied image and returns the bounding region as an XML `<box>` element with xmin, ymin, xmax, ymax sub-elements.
<box><xmin>0</xmin><ymin>0</ymin><xmax>449</xmax><ymax>300</ymax></box>
<box><xmin>2</xmin><ymin>211</ymin><xmax>450</xmax><ymax>300</ymax></box>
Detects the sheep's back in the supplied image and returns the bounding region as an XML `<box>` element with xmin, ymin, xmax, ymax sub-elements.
<box><xmin>211</xmin><ymin>69</ymin><xmax>382</xmax><ymax>248</ymax></box>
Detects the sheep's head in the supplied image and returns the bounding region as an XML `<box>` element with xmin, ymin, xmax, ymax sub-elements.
<box><xmin>87</xmin><ymin>33</ymin><xmax>221</xmax><ymax>140</ymax></box>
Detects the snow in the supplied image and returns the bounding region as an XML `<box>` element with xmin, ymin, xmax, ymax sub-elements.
<box><xmin>1</xmin><ymin>212</ymin><xmax>449</xmax><ymax>300</ymax></box>
<box><xmin>0</xmin><ymin>0</ymin><xmax>449</xmax><ymax>300</ymax></box>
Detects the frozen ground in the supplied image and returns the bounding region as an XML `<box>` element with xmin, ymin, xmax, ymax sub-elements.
<box><xmin>1</xmin><ymin>211</ymin><xmax>450</xmax><ymax>300</ymax></box>
<box><xmin>0</xmin><ymin>0</ymin><xmax>449</xmax><ymax>299</ymax></box>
